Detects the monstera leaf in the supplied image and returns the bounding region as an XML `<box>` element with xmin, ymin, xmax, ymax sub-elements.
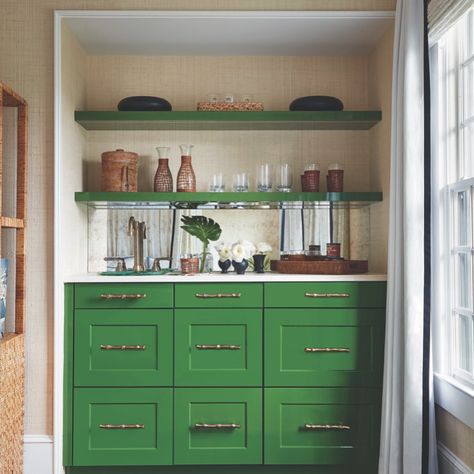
<box><xmin>180</xmin><ymin>216</ymin><xmax>222</xmax><ymax>272</ymax></box>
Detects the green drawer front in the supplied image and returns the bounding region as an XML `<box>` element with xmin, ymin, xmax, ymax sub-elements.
<box><xmin>74</xmin><ymin>309</ymin><xmax>173</xmax><ymax>387</ymax></box>
<box><xmin>175</xmin><ymin>283</ymin><xmax>263</xmax><ymax>308</ymax></box>
<box><xmin>174</xmin><ymin>388</ymin><xmax>262</xmax><ymax>465</ymax></box>
<box><xmin>175</xmin><ymin>309</ymin><xmax>262</xmax><ymax>386</ymax></box>
<box><xmin>264</xmin><ymin>282</ymin><xmax>386</xmax><ymax>308</ymax></box>
<box><xmin>265</xmin><ymin>309</ymin><xmax>384</xmax><ymax>387</ymax></box>
<box><xmin>75</xmin><ymin>283</ymin><xmax>173</xmax><ymax>309</ymax></box>
<box><xmin>73</xmin><ymin>388</ymin><xmax>172</xmax><ymax>466</ymax></box>
<box><xmin>264</xmin><ymin>388</ymin><xmax>380</xmax><ymax>465</ymax></box>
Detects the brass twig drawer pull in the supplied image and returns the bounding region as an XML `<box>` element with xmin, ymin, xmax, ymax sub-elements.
<box><xmin>195</xmin><ymin>344</ymin><xmax>241</xmax><ymax>350</ymax></box>
<box><xmin>99</xmin><ymin>424</ymin><xmax>145</xmax><ymax>430</ymax></box>
<box><xmin>304</xmin><ymin>292</ymin><xmax>350</xmax><ymax>298</ymax></box>
<box><xmin>304</xmin><ymin>347</ymin><xmax>350</xmax><ymax>353</ymax></box>
<box><xmin>100</xmin><ymin>344</ymin><xmax>146</xmax><ymax>351</ymax></box>
<box><xmin>195</xmin><ymin>293</ymin><xmax>241</xmax><ymax>299</ymax></box>
<box><xmin>193</xmin><ymin>423</ymin><xmax>241</xmax><ymax>429</ymax></box>
<box><xmin>303</xmin><ymin>424</ymin><xmax>351</xmax><ymax>431</ymax></box>
<box><xmin>100</xmin><ymin>293</ymin><xmax>147</xmax><ymax>300</ymax></box>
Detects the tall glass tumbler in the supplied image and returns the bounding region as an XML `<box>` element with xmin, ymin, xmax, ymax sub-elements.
<box><xmin>277</xmin><ymin>163</ymin><xmax>292</xmax><ymax>192</ymax></box>
<box><xmin>257</xmin><ymin>163</ymin><xmax>272</xmax><ymax>192</ymax></box>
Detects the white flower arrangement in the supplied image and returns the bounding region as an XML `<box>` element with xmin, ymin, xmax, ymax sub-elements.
<box><xmin>255</xmin><ymin>242</ymin><xmax>272</xmax><ymax>255</ymax></box>
<box><xmin>214</xmin><ymin>242</ymin><xmax>232</xmax><ymax>261</ymax></box>
<box><xmin>216</xmin><ymin>240</ymin><xmax>271</xmax><ymax>264</ymax></box>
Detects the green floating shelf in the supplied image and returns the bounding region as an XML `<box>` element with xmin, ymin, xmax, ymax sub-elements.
<box><xmin>74</xmin><ymin>110</ymin><xmax>382</xmax><ymax>131</ymax></box>
<box><xmin>75</xmin><ymin>192</ymin><xmax>383</xmax><ymax>210</ymax></box>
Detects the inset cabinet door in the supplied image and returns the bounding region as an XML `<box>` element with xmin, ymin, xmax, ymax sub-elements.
<box><xmin>265</xmin><ymin>309</ymin><xmax>384</xmax><ymax>386</ymax></box>
<box><xmin>74</xmin><ymin>309</ymin><xmax>173</xmax><ymax>386</ymax></box>
<box><xmin>175</xmin><ymin>309</ymin><xmax>262</xmax><ymax>386</ymax></box>
<box><xmin>73</xmin><ymin>388</ymin><xmax>173</xmax><ymax>466</ymax></box>
<box><xmin>264</xmin><ymin>388</ymin><xmax>380</xmax><ymax>466</ymax></box>
<box><xmin>174</xmin><ymin>388</ymin><xmax>262</xmax><ymax>465</ymax></box>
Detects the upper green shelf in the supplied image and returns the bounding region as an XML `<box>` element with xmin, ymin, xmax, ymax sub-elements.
<box><xmin>74</xmin><ymin>110</ymin><xmax>382</xmax><ymax>131</ymax></box>
<box><xmin>75</xmin><ymin>191</ymin><xmax>383</xmax><ymax>210</ymax></box>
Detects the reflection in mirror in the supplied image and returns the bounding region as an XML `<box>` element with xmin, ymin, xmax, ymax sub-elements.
<box><xmin>88</xmin><ymin>208</ymin><xmax>203</xmax><ymax>272</ymax></box>
<box><xmin>282</xmin><ymin>205</ymin><xmax>369</xmax><ymax>260</ymax></box>
<box><xmin>87</xmin><ymin>205</ymin><xmax>369</xmax><ymax>273</ymax></box>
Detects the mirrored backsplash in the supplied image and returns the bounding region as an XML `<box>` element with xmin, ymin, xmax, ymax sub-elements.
<box><xmin>87</xmin><ymin>207</ymin><xmax>370</xmax><ymax>273</ymax></box>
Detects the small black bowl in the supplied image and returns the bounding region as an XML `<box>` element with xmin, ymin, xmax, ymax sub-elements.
<box><xmin>289</xmin><ymin>96</ymin><xmax>343</xmax><ymax>111</ymax></box>
<box><xmin>117</xmin><ymin>96</ymin><xmax>172</xmax><ymax>111</ymax></box>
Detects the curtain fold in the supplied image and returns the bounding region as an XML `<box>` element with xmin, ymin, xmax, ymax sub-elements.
<box><xmin>379</xmin><ymin>0</ymin><xmax>437</xmax><ymax>472</ymax></box>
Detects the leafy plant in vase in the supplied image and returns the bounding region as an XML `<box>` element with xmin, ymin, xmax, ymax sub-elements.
<box><xmin>180</xmin><ymin>215</ymin><xmax>222</xmax><ymax>273</ymax></box>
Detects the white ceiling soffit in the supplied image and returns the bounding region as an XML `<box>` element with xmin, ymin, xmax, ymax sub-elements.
<box><xmin>62</xmin><ymin>11</ymin><xmax>395</xmax><ymax>56</ymax></box>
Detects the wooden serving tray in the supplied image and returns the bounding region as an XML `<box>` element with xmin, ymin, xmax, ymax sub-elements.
<box><xmin>270</xmin><ymin>259</ymin><xmax>368</xmax><ymax>275</ymax></box>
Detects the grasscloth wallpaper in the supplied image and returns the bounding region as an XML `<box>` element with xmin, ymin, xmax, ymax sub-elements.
<box><xmin>5</xmin><ymin>4</ymin><xmax>473</xmax><ymax>472</ymax></box>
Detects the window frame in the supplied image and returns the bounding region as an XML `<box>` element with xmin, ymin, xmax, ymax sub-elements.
<box><xmin>431</xmin><ymin>8</ymin><xmax>474</xmax><ymax>429</ymax></box>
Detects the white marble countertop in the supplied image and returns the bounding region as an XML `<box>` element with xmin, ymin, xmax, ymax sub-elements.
<box><xmin>64</xmin><ymin>272</ymin><xmax>387</xmax><ymax>283</ymax></box>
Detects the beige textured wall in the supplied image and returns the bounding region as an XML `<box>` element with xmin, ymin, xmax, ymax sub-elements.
<box><xmin>436</xmin><ymin>406</ymin><xmax>474</xmax><ymax>470</ymax></box>
<box><xmin>368</xmin><ymin>24</ymin><xmax>393</xmax><ymax>272</ymax></box>
<box><xmin>0</xmin><ymin>0</ymin><xmax>397</xmax><ymax>437</ymax></box>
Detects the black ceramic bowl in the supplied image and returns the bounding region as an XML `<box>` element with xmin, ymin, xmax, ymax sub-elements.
<box><xmin>117</xmin><ymin>96</ymin><xmax>172</xmax><ymax>111</ymax></box>
<box><xmin>289</xmin><ymin>96</ymin><xmax>343</xmax><ymax>111</ymax></box>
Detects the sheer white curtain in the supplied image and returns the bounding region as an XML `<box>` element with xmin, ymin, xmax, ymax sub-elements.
<box><xmin>379</xmin><ymin>0</ymin><xmax>437</xmax><ymax>472</ymax></box>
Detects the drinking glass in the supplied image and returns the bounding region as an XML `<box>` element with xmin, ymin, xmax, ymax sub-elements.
<box><xmin>233</xmin><ymin>172</ymin><xmax>249</xmax><ymax>192</ymax></box>
<box><xmin>209</xmin><ymin>173</ymin><xmax>225</xmax><ymax>192</ymax></box>
<box><xmin>257</xmin><ymin>163</ymin><xmax>272</xmax><ymax>192</ymax></box>
<box><xmin>277</xmin><ymin>163</ymin><xmax>292</xmax><ymax>192</ymax></box>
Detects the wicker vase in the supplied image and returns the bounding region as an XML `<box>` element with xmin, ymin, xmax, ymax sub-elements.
<box><xmin>154</xmin><ymin>147</ymin><xmax>173</xmax><ymax>192</ymax></box>
<box><xmin>153</xmin><ymin>146</ymin><xmax>173</xmax><ymax>193</ymax></box>
<box><xmin>177</xmin><ymin>144</ymin><xmax>196</xmax><ymax>192</ymax></box>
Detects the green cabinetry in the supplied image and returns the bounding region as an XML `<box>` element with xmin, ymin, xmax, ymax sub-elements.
<box><xmin>264</xmin><ymin>309</ymin><xmax>384</xmax><ymax>387</ymax></box>
<box><xmin>65</xmin><ymin>280</ymin><xmax>385</xmax><ymax>472</ymax></box>
<box><xmin>74</xmin><ymin>309</ymin><xmax>173</xmax><ymax>386</ymax></box>
<box><xmin>264</xmin><ymin>388</ymin><xmax>379</xmax><ymax>465</ymax></box>
<box><xmin>174</xmin><ymin>388</ymin><xmax>262</xmax><ymax>464</ymax></box>
<box><xmin>175</xmin><ymin>309</ymin><xmax>262</xmax><ymax>386</ymax></box>
<box><xmin>73</xmin><ymin>388</ymin><xmax>173</xmax><ymax>466</ymax></box>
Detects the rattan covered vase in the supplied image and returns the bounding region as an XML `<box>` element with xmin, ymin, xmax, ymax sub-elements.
<box><xmin>154</xmin><ymin>147</ymin><xmax>173</xmax><ymax>192</ymax></box>
<box><xmin>177</xmin><ymin>144</ymin><xmax>196</xmax><ymax>192</ymax></box>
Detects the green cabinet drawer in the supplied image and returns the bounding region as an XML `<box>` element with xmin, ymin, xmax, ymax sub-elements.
<box><xmin>73</xmin><ymin>388</ymin><xmax>172</xmax><ymax>466</ymax></box>
<box><xmin>74</xmin><ymin>309</ymin><xmax>173</xmax><ymax>387</ymax></box>
<box><xmin>264</xmin><ymin>388</ymin><xmax>380</xmax><ymax>465</ymax></box>
<box><xmin>175</xmin><ymin>283</ymin><xmax>263</xmax><ymax>308</ymax></box>
<box><xmin>264</xmin><ymin>282</ymin><xmax>386</xmax><ymax>308</ymax></box>
<box><xmin>265</xmin><ymin>309</ymin><xmax>384</xmax><ymax>387</ymax></box>
<box><xmin>175</xmin><ymin>309</ymin><xmax>262</xmax><ymax>386</ymax></box>
<box><xmin>174</xmin><ymin>388</ymin><xmax>262</xmax><ymax>465</ymax></box>
<box><xmin>75</xmin><ymin>283</ymin><xmax>173</xmax><ymax>309</ymax></box>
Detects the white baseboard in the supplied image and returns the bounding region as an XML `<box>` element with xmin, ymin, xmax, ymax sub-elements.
<box><xmin>24</xmin><ymin>435</ymin><xmax>54</xmax><ymax>474</ymax></box>
<box><xmin>438</xmin><ymin>442</ymin><xmax>474</xmax><ymax>474</ymax></box>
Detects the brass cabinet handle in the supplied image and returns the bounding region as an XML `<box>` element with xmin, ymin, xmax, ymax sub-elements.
<box><xmin>303</xmin><ymin>424</ymin><xmax>351</xmax><ymax>431</ymax></box>
<box><xmin>100</xmin><ymin>344</ymin><xmax>146</xmax><ymax>351</ymax></box>
<box><xmin>193</xmin><ymin>423</ymin><xmax>241</xmax><ymax>429</ymax></box>
<box><xmin>304</xmin><ymin>347</ymin><xmax>350</xmax><ymax>353</ymax></box>
<box><xmin>195</xmin><ymin>344</ymin><xmax>241</xmax><ymax>350</ymax></box>
<box><xmin>195</xmin><ymin>293</ymin><xmax>241</xmax><ymax>299</ymax></box>
<box><xmin>100</xmin><ymin>293</ymin><xmax>147</xmax><ymax>300</ymax></box>
<box><xmin>99</xmin><ymin>424</ymin><xmax>145</xmax><ymax>429</ymax></box>
<box><xmin>304</xmin><ymin>292</ymin><xmax>350</xmax><ymax>298</ymax></box>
